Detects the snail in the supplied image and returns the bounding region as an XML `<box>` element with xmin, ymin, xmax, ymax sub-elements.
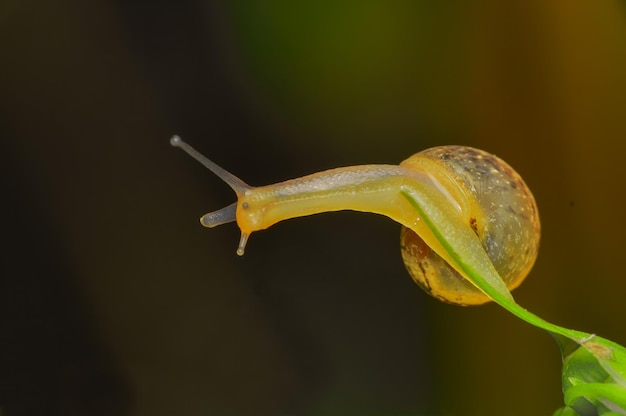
<box><xmin>170</xmin><ymin>136</ymin><xmax>540</xmax><ymax>306</ymax></box>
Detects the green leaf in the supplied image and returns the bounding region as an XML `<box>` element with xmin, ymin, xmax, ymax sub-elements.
<box><xmin>560</xmin><ymin>336</ymin><xmax>626</xmax><ymax>415</ymax></box>
<box><xmin>552</xmin><ymin>406</ymin><xmax>580</xmax><ymax>416</ymax></box>
<box><xmin>399</xmin><ymin>190</ymin><xmax>626</xmax><ymax>415</ymax></box>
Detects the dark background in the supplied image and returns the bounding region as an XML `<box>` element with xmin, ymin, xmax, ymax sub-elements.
<box><xmin>2</xmin><ymin>1</ymin><xmax>626</xmax><ymax>415</ymax></box>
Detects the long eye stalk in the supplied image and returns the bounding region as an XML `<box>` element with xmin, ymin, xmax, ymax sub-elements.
<box><xmin>170</xmin><ymin>135</ymin><xmax>251</xmax><ymax>195</ymax></box>
<box><xmin>170</xmin><ymin>135</ymin><xmax>252</xmax><ymax>253</ymax></box>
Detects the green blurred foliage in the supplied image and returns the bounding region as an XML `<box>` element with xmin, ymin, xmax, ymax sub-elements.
<box><xmin>228</xmin><ymin>1</ymin><xmax>468</xmax><ymax>155</ymax></box>
<box><xmin>228</xmin><ymin>1</ymin><xmax>626</xmax><ymax>157</ymax></box>
<box><xmin>1</xmin><ymin>1</ymin><xmax>626</xmax><ymax>415</ymax></box>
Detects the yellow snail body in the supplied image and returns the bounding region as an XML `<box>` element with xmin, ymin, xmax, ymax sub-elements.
<box><xmin>170</xmin><ymin>136</ymin><xmax>540</xmax><ymax>306</ymax></box>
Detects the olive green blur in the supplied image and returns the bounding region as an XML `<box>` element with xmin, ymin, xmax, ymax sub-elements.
<box><xmin>1</xmin><ymin>1</ymin><xmax>625</xmax><ymax>415</ymax></box>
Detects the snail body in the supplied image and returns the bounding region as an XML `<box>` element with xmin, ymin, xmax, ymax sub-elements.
<box><xmin>171</xmin><ymin>136</ymin><xmax>540</xmax><ymax>306</ymax></box>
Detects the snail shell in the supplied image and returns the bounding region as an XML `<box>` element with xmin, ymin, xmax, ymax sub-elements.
<box><xmin>400</xmin><ymin>146</ymin><xmax>540</xmax><ymax>305</ymax></box>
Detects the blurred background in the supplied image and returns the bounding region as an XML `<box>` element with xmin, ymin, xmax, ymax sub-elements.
<box><xmin>2</xmin><ymin>1</ymin><xmax>626</xmax><ymax>415</ymax></box>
